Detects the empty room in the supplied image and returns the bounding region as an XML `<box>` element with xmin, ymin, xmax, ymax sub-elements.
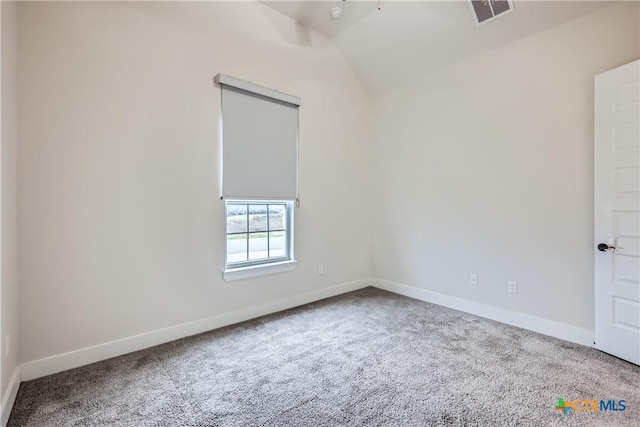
<box><xmin>1</xmin><ymin>0</ymin><xmax>639</xmax><ymax>425</ymax></box>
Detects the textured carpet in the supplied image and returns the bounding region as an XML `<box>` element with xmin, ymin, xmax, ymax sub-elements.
<box><xmin>8</xmin><ymin>287</ymin><xmax>640</xmax><ymax>426</ymax></box>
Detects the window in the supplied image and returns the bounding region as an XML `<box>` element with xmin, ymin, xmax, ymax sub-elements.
<box><xmin>225</xmin><ymin>200</ymin><xmax>294</xmax><ymax>267</ymax></box>
<box><xmin>215</xmin><ymin>74</ymin><xmax>300</xmax><ymax>280</ymax></box>
<box><xmin>469</xmin><ymin>0</ymin><xmax>513</xmax><ymax>26</ymax></box>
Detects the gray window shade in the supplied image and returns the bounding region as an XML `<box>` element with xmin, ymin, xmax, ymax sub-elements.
<box><xmin>216</xmin><ymin>74</ymin><xmax>300</xmax><ymax>200</ymax></box>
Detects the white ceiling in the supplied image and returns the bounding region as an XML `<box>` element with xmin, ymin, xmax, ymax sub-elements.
<box><xmin>263</xmin><ymin>1</ymin><xmax>616</xmax><ymax>92</ymax></box>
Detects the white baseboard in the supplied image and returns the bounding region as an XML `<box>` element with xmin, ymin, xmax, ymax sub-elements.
<box><xmin>372</xmin><ymin>278</ymin><xmax>594</xmax><ymax>347</ymax></box>
<box><xmin>21</xmin><ymin>278</ymin><xmax>372</xmax><ymax>381</ymax></box>
<box><xmin>20</xmin><ymin>278</ymin><xmax>592</xmax><ymax>383</ymax></box>
<box><xmin>1</xmin><ymin>366</ymin><xmax>20</xmax><ymax>427</ymax></box>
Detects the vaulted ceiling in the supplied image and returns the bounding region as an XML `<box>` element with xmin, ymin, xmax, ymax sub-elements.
<box><xmin>263</xmin><ymin>1</ymin><xmax>616</xmax><ymax>92</ymax></box>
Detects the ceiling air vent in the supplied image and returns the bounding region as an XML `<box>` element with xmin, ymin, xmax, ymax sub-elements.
<box><xmin>469</xmin><ymin>0</ymin><xmax>514</xmax><ymax>26</ymax></box>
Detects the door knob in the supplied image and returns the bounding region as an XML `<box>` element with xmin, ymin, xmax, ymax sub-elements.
<box><xmin>597</xmin><ymin>243</ymin><xmax>615</xmax><ymax>252</ymax></box>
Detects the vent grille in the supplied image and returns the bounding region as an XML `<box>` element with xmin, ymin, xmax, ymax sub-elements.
<box><xmin>470</xmin><ymin>0</ymin><xmax>514</xmax><ymax>25</ymax></box>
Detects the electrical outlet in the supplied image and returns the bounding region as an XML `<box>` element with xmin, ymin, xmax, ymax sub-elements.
<box><xmin>508</xmin><ymin>281</ymin><xmax>518</xmax><ymax>294</ymax></box>
<box><xmin>318</xmin><ymin>264</ymin><xmax>324</xmax><ymax>275</ymax></box>
<box><xmin>5</xmin><ymin>335</ymin><xmax>9</xmax><ymax>357</ymax></box>
<box><xmin>470</xmin><ymin>274</ymin><xmax>478</xmax><ymax>286</ymax></box>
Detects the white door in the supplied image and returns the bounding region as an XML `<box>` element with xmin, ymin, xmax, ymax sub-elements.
<box><xmin>594</xmin><ymin>60</ymin><xmax>640</xmax><ymax>365</ymax></box>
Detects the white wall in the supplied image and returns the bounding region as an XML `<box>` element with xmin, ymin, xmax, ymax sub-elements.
<box><xmin>1</xmin><ymin>0</ymin><xmax>19</xmax><ymax>415</ymax></box>
<box><xmin>371</xmin><ymin>1</ymin><xmax>639</xmax><ymax>332</ymax></box>
<box><xmin>15</xmin><ymin>0</ymin><xmax>639</xmax><ymax>378</ymax></box>
<box><xmin>17</xmin><ymin>1</ymin><xmax>371</xmax><ymax>365</ymax></box>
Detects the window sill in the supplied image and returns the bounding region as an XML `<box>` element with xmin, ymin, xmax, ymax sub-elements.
<box><xmin>223</xmin><ymin>260</ymin><xmax>297</xmax><ymax>282</ymax></box>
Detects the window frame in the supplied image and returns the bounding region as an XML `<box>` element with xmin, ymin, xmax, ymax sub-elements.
<box><xmin>223</xmin><ymin>199</ymin><xmax>296</xmax><ymax>281</ymax></box>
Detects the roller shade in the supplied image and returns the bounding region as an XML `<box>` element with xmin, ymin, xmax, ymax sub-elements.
<box><xmin>215</xmin><ymin>74</ymin><xmax>300</xmax><ymax>200</ymax></box>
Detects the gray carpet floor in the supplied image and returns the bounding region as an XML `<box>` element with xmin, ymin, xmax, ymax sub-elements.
<box><xmin>8</xmin><ymin>287</ymin><xmax>640</xmax><ymax>426</ymax></box>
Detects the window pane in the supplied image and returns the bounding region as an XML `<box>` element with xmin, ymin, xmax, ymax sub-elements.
<box><xmin>268</xmin><ymin>204</ymin><xmax>286</xmax><ymax>231</ymax></box>
<box><xmin>225</xmin><ymin>200</ymin><xmax>293</xmax><ymax>270</ymax></box>
<box><xmin>491</xmin><ymin>0</ymin><xmax>510</xmax><ymax>16</ymax></box>
<box><xmin>227</xmin><ymin>204</ymin><xmax>248</xmax><ymax>233</ymax></box>
<box><xmin>248</xmin><ymin>232</ymin><xmax>269</xmax><ymax>260</ymax></box>
<box><xmin>269</xmin><ymin>231</ymin><xmax>286</xmax><ymax>258</ymax></box>
<box><xmin>248</xmin><ymin>204</ymin><xmax>268</xmax><ymax>232</ymax></box>
<box><xmin>227</xmin><ymin>234</ymin><xmax>247</xmax><ymax>263</ymax></box>
<box><xmin>472</xmin><ymin>0</ymin><xmax>493</xmax><ymax>23</ymax></box>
